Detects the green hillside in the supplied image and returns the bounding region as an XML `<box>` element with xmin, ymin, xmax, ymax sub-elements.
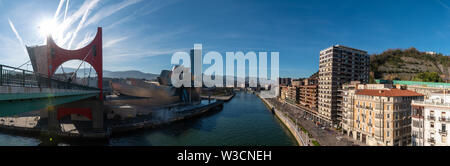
<box><xmin>370</xmin><ymin>47</ymin><xmax>449</xmax><ymax>83</ymax></box>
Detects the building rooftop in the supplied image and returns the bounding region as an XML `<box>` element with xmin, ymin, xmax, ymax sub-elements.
<box><xmin>356</xmin><ymin>89</ymin><xmax>424</xmax><ymax>97</ymax></box>
<box><xmin>320</xmin><ymin>45</ymin><xmax>368</xmax><ymax>54</ymax></box>
<box><xmin>375</xmin><ymin>80</ymin><xmax>450</xmax><ymax>88</ymax></box>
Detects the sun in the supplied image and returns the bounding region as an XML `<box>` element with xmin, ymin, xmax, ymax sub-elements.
<box><xmin>38</xmin><ymin>19</ymin><xmax>58</xmax><ymax>37</ymax></box>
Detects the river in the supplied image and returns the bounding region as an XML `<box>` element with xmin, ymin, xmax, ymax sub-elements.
<box><xmin>0</xmin><ymin>92</ymin><xmax>297</xmax><ymax>146</ymax></box>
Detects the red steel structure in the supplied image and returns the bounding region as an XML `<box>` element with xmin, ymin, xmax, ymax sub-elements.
<box><xmin>26</xmin><ymin>27</ymin><xmax>103</xmax><ymax>120</ymax></box>
<box><xmin>57</xmin><ymin>108</ymin><xmax>93</xmax><ymax>120</ymax></box>
<box><xmin>46</xmin><ymin>27</ymin><xmax>103</xmax><ymax>100</ymax></box>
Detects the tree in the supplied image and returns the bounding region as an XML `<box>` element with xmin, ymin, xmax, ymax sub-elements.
<box><xmin>369</xmin><ymin>74</ymin><xmax>376</xmax><ymax>84</ymax></box>
<box><xmin>413</xmin><ymin>72</ymin><xmax>443</xmax><ymax>82</ymax></box>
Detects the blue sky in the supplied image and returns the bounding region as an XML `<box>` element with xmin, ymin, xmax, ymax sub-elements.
<box><xmin>0</xmin><ymin>0</ymin><xmax>449</xmax><ymax>78</ymax></box>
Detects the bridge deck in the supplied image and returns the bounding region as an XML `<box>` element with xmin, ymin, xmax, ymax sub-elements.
<box><xmin>0</xmin><ymin>64</ymin><xmax>101</xmax><ymax>116</ymax></box>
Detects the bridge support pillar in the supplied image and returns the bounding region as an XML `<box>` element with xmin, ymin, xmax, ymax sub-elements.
<box><xmin>47</xmin><ymin>106</ymin><xmax>59</xmax><ymax>131</ymax></box>
<box><xmin>42</xmin><ymin>97</ymin><xmax>104</xmax><ymax>132</ymax></box>
<box><xmin>91</xmin><ymin>100</ymin><xmax>104</xmax><ymax>132</ymax></box>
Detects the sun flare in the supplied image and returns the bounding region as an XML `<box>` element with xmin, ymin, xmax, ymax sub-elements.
<box><xmin>38</xmin><ymin>19</ymin><xmax>58</xmax><ymax>37</ymax></box>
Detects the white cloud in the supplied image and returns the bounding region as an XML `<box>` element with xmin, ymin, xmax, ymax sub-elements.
<box><xmin>7</xmin><ymin>18</ymin><xmax>27</xmax><ymax>56</ymax></box>
<box><xmin>104</xmin><ymin>36</ymin><xmax>128</xmax><ymax>48</ymax></box>
<box><xmin>53</xmin><ymin>0</ymin><xmax>100</xmax><ymax>48</ymax></box>
<box><xmin>105</xmin><ymin>48</ymin><xmax>188</xmax><ymax>64</ymax></box>
<box><xmin>64</xmin><ymin>0</ymin><xmax>70</xmax><ymax>21</ymax></box>
<box><xmin>85</xmin><ymin>0</ymin><xmax>142</xmax><ymax>28</ymax></box>
<box><xmin>67</xmin><ymin>0</ymin><xmax>100</xmax><ymax>49</ymax></box>
<box><xmin>0</xmin><ymin>34</ymin><xmax>32</xmax><ymax>69</ymax></box>
<box><xmin>53</xmin><ymin>0</ymin><xmax>66</xmax><ymax>20</ymax></box>
<box><xmin>104</xmin><ymin>14</ymin><xmax>133</xmax><ymax>30</ymax></box>
<box><xmin>75</xmin><ymin>31</ymin><xmax>95</xmax><ymax>49</ymax></box>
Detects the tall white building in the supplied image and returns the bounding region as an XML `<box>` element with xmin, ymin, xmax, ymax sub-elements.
<box><xmin>412</xmin><ymin>92</ymin><xmax>450</xmax><ymax>146</ymax></box>
<box><xmin>318</xmin><ymin>45</ymin><xmax>370</xmax><ymax>126</ymax></box>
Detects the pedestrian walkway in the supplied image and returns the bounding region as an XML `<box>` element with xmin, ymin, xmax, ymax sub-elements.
<box><xmin>266</xmin><ymin>98</ymin><xmax>359</xmax><ymax>146</ymax></box>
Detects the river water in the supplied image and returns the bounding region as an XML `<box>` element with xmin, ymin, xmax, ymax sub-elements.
<box><xmin>0</xmin><ymin>92</ymin><xmax>297</xmax><ymax>146</ymax></box>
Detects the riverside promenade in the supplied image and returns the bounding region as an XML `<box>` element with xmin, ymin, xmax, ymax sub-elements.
<box><xmin>258</xmin><ymin>94</ymin><xmax>311</xmax><ymax>146</ymax></box>
<box><xmin>258</xmin><ymin>93</ymin><xmax>358</xmax><ymax>146</ymax></box>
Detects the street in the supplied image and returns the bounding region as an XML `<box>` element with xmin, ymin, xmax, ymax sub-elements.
<box><xmin>266</xmin><ymin>98</ymin><xmax>360</xmax><ymax>146</ymax></box>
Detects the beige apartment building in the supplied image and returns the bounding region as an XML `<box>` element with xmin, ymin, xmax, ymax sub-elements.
<box><xmin>298</xmin><ymin>78</ymin><xmax>319</xmax><ymax>111</ymax></box>
<box><xmin>318</xmin><ymin>45</ymin><xmax>370</xmax><ymax>126</ymax></box>
<box><xmin>346</xmin><ymin>88</ymin><xmax>424</xmax><ymax>146</ymax></box>
<box><xmin>341</xmin><ymin>82</ymin><xmax>393</xmax><ymax>136</ymax></box>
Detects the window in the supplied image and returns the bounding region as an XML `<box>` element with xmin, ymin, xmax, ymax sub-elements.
<box><xmin>443</xmin><ymin>124</ymin><xmax>446</xmax><ymax>132</ymax></box>
<box><xmin>431</xmin><ymin>122</ymin><xmax>435</xmax><ymax>128</ymax></box>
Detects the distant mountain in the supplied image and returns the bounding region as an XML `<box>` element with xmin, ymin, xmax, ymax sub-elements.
<box><xmin>55</xmin><ymin>67</ymin><xmax>159</xmax><ymax>80</ymax></box>
<box><xmin>370</xmin><ymin>47</ymin><xmax>450</xmax><ymax>83</ymax></box>
<box><xmin>103</xmin><ymin>70</ymin><xmax>159</xmax><ymax>80</ymax></box>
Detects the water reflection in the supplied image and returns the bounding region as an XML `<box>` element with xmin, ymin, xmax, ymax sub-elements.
<box><xmin>0</xmin><ymin>92</ymin><xmax>297</xmax><ymax>146</ymax></box>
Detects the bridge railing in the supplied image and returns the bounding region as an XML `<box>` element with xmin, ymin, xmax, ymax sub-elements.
<box><xmin>0</xmin><ymin>64</ymin><xmax>98</xmax><ymax>91</ymax></box>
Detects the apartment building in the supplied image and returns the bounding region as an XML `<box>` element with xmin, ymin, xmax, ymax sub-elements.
<box><xmin>299</xmin><ymin>85</ymin><xmax>318</xmax><ymax>110</ymax></box>
<box><xmin>303</xmin><ymin>78</ymin><xmax>318</xmax><ymax>86</ymax></box>
<box><xmin>279</xmin><ymin>78</ymin><xmax>292</xmax><ymax>87</ymax></box>
<box><xmin>292</xmin><ymin>79</ymin><xmax>303</xmax><ymax>87</ymax></box>
<box><xmin>341</xmin><ymin>82</ymin><xmax>393</xmax><ymax>136</ymax></box>
<box><xmin>298</xmin><ymin>78</ymin><xmax>319</xmax><ymax>110</ymax></box>
<box><xmin>280</xmin><ymin>86</ymin><xmax>288</xmax><ymax>101</ymax></box>
<box><xmin>286</xmin><ymin>86</ymin><xmax>299</xmax><ymax>104</ymax></box>
<box><xmin>349</xmin><ymin>88</ymin><xmax>423</xmax><ymax>146</ymax></box>
<box><xmin>412</xmin><ymin>92</ymin><xmax>450</xmax><ymax>146</ymax></box>
<box><xmin>341</xmin><ymin>82</ymin><xmax>360</xmax><ymax>136</ymax></box>
<box><xmin>377</xmin><ymin>80</ymin><xmax>450</xmax><ymax>99</ymax></box>
<box><xmin>400</xmin><ymin>85</ymin><xmax>449</xmax><ymax>100</ymax></box>
<box><xmin>318</xmin><ymin>45</ymin><xmax>370</xmax><ymax>126</ymax></box>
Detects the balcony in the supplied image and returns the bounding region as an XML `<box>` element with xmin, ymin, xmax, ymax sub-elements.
<box><xmin>375</xmin><ymin>114</ymin><xmax>383</xmax><ymax>119</ymax></box>
<box><xmin>439</xmin><ymin>129</ymin><xmax>448</xmax><ymax>135</ymax></box>
<box><xmin>428</xmin><ymin>138</ymin><xmax>436</xmax><ymax>144</ymax></box>
<box><xmin>439</xmin><ymin>117</ymin><xmax>449</xmax><ymax>122</ymax></box>
<box><xmin>427</xmin><ymin>116</ymin><xmax>436</xmax><ymax>121</ymax></box>
<box><xmin>355</xmin><ymin>105</ymin><xmax>373</xmax><ymax>110</ymax></box>
<box><xmin>374</xmin><ymin>123</ymin><xmax>382</xmax><ymax>128</ymax></box>
<box><xmin>412</xmin><ymin>100</ymin><xmax>450</xmax><ymax>107</ymax></box>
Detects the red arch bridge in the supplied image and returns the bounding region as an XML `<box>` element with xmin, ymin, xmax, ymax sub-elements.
<box><xmin>0</xmin><ymin>28</ymin><xmax>104</xmax><ymax>131</ymax></box>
